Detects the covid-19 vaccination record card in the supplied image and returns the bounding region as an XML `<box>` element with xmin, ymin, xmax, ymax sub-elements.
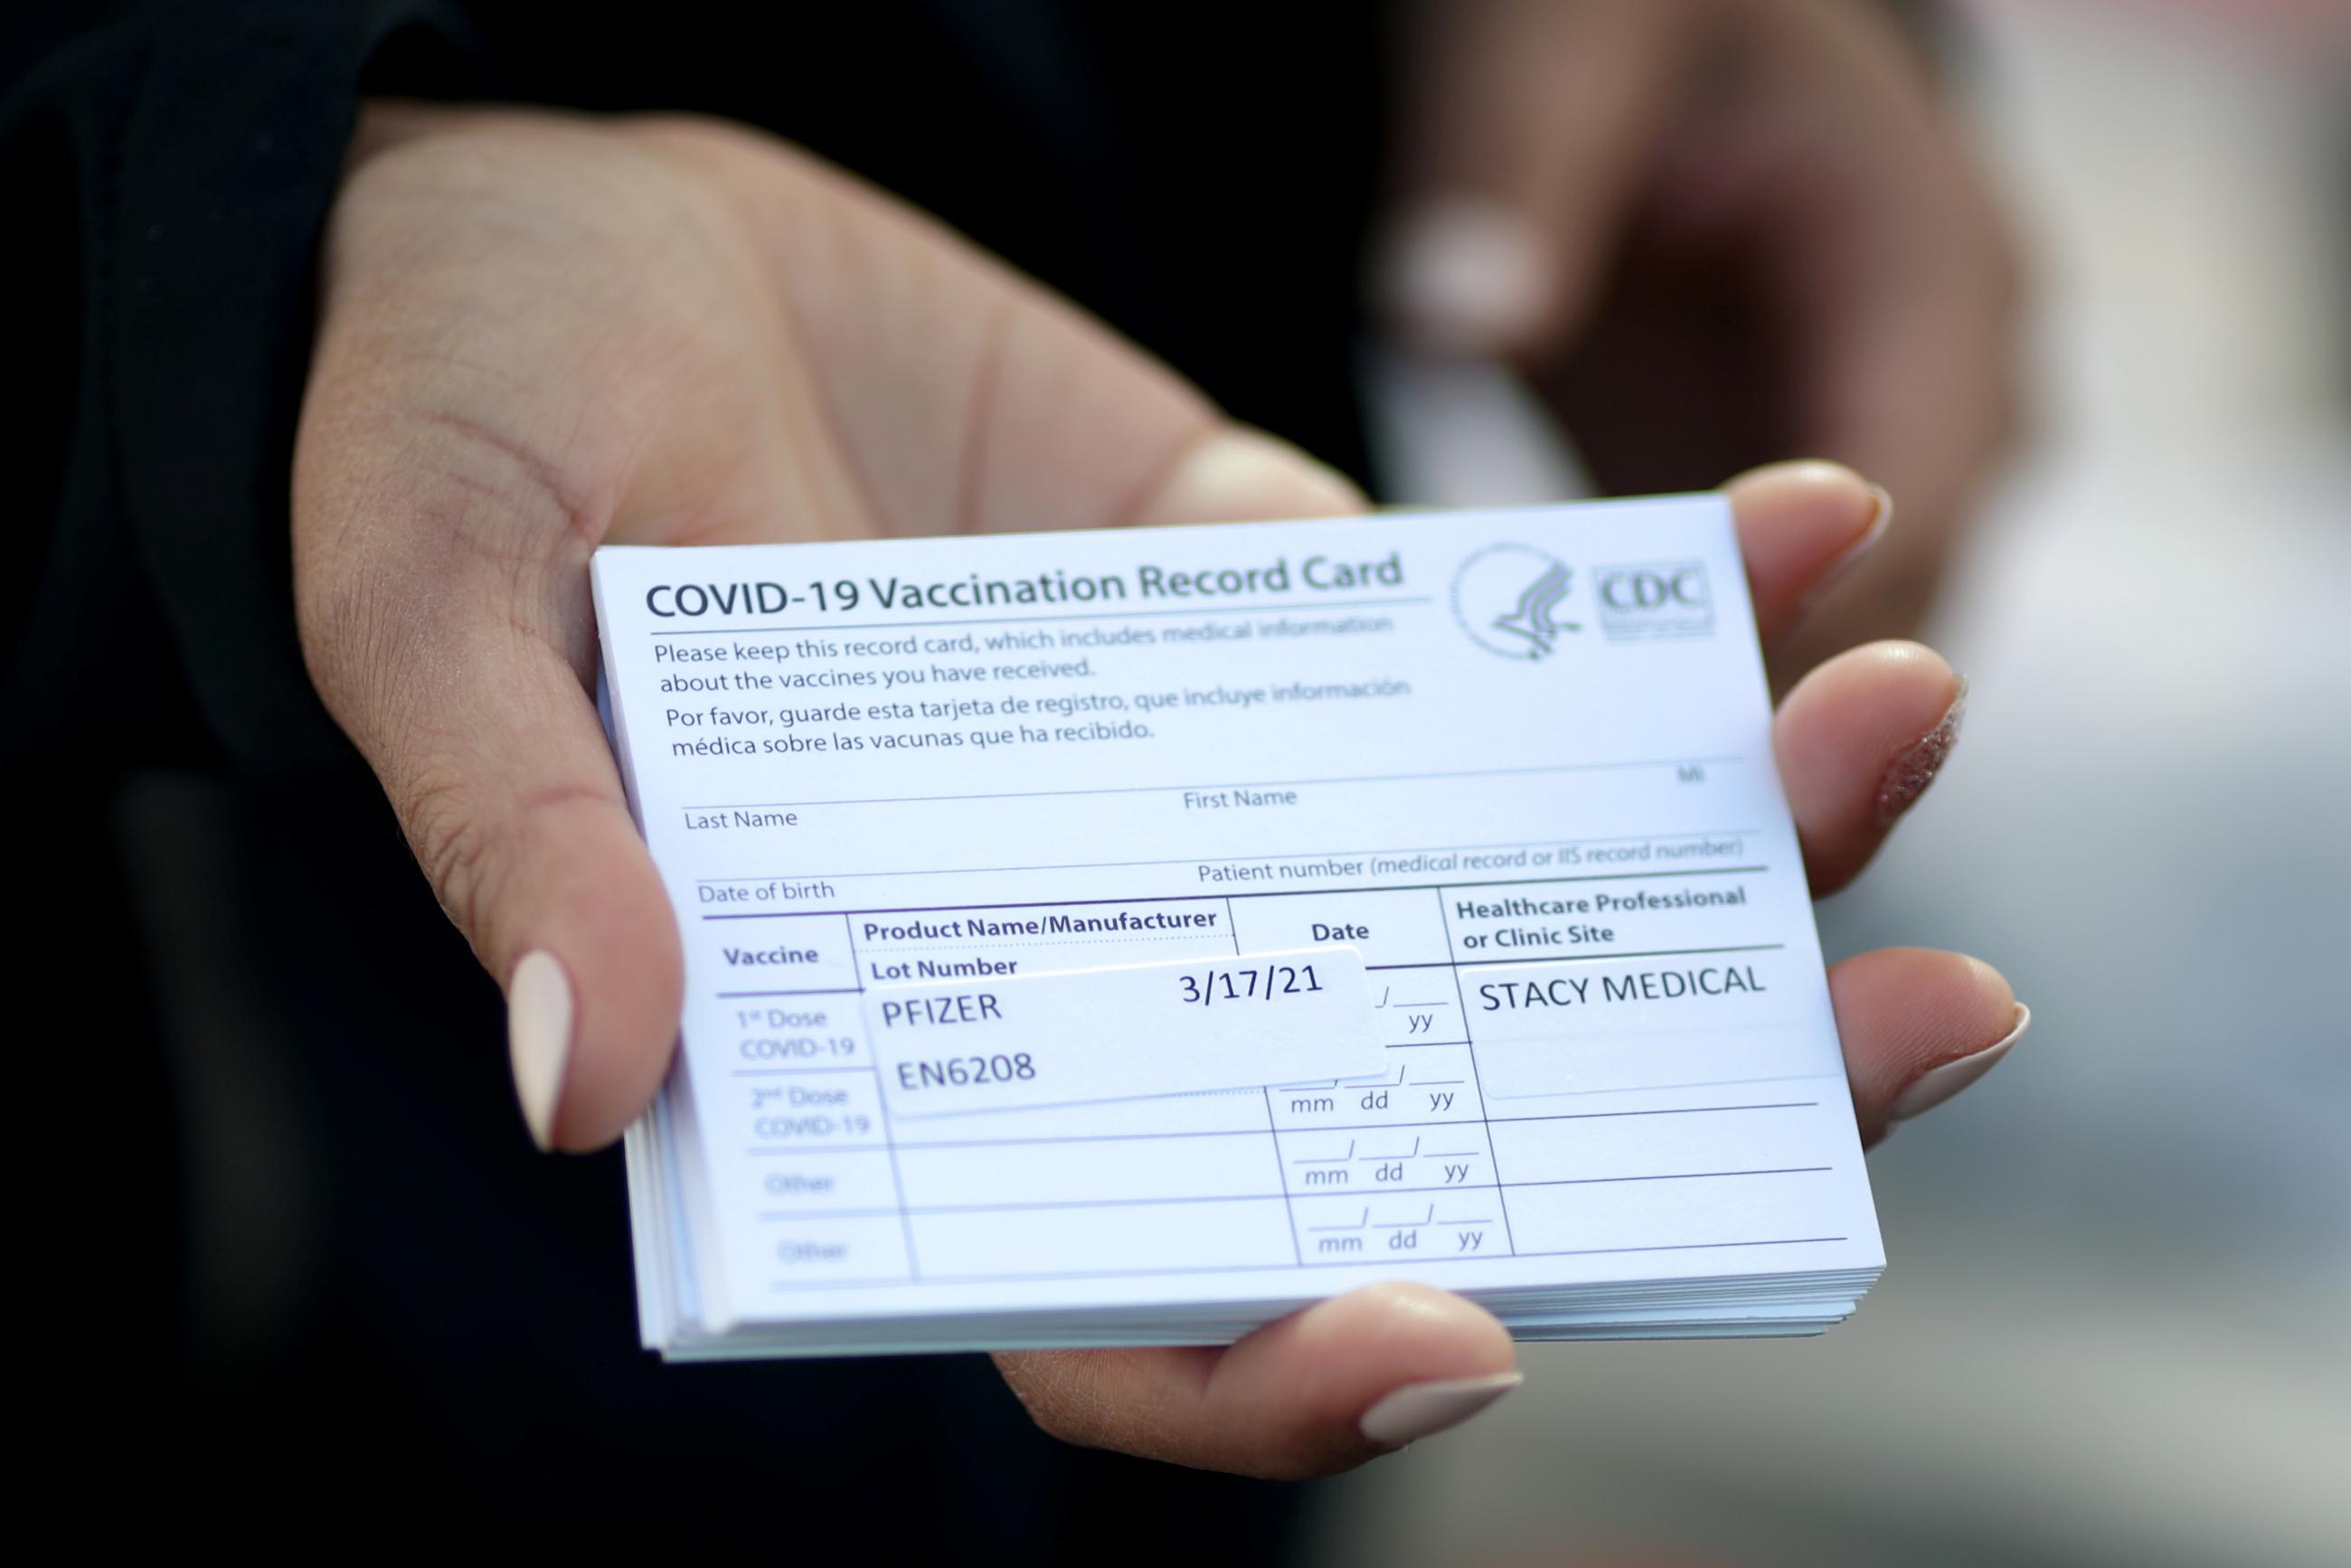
<box><xmin>590</xmin><ymin>496</ymin><xmax>1884</xmax><ymax>1358</ymax></box>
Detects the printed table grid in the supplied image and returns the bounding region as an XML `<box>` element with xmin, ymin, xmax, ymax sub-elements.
<box><xmin>704</xmin><ymin>870</ymin><xmax>1834</xmax><ymax>1293</ymax></box>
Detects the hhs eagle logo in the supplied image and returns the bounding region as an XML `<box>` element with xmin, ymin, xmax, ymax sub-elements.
<box><xmin>1449</xmin><ymin>543</ymin><xmax>1580</xmax><ymax>661</ymax></box>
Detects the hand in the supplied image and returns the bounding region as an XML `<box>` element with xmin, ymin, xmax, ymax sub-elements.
<box><xmin>293</xmin><ymin>104</ymin><xmax>2023</xmax><ymax>1481</ymax></box>
<box><xmin>1378</xmin><ymin>0</ymin><xmax>2023</xmax><ymax>679</ymax></box>
<box><xmin>993</xmin><ymin>464</ymin><xmax>2020</xmax><ymax>1477</ymax></box>
<box><xmin>296</xmin><ymin>99</ymin><xmax>1363</xmax><ymax>1151</ymax></box>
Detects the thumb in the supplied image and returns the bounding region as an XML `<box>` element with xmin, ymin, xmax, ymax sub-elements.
<box><xmin>453</xmin><ymin>635</ymin><xmax>684</xmax><ymax>1154</ymax></box>
<box><xmin>297</xmin><ymin>516</ymin><xmax>682</xmax><ymax>1157</ymax></box>
<box><xmin>1374</xmin><ymin>0</ymin><xmax>1704</xmax><ymax>355</ymax></box>
<box><xmin>454</xmin><ymin>424</ymin><xmax>1353</xmax><ymax>1157</ymax></box>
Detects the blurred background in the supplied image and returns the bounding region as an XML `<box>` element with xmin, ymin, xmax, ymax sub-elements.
<box><xmin>33</xmin><ymin>0</ymin><xmax>2344</xmax><ymax>1558</ymax></box>
<box><xmin>1317</xmin><ymin>1</ymin><xmax>2351</xmax><ymax>1563</ymax></box>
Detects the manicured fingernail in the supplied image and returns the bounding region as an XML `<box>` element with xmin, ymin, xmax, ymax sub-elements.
<box><xmin>1145</xmin><ymin>429</ymin><xmax>1364</xmax><ymax>525</ymax></box>
<box><xmin>507</xmin><ymin>949</ymin><xmax>573</xmax><ymax>1151</ymax></box>
<box><xmin>1359</xmin><ymin>1370</ymin><xmax>1524</xmax><ymax>1449</ymax></box>
<box><xmin>1874</xmin><ymin>675</ymin><xmax>1968</xmax><ymax>827</ymax></box>
<box><xmin>1890</xmin><ymin>1003</ymin><xmax>2031</xmax><ymax>1121</ymax></box>
<box><xmin>1374</xmin><ymin>199</ymin><xmax>1553</xmax><ymax>353</ymax></box>
<box><xmin>1801</xmin><ymin>485</ymin><xmax>1893</xmax><ymax>618</ymax></box>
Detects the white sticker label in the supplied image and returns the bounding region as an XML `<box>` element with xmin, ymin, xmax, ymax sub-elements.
<box><xmin>864</xmin><ymin>947</ymin><xmax>1385</xmax><ymax>1118</ymax></box>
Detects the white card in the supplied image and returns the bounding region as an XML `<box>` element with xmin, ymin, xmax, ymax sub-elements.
<box><xmin>592</xmin><ymin>496</ymin><xmax>1882</xmax><ymax>1346</ymax></box>
<box><xmin>866</xmin><ymin>947</ymin><xmax>1386</xmax><ymax>1118</ymax></box>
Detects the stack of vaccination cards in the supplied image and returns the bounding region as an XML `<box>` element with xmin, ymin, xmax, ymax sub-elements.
<box><xmin>592</xmin><ymin>496</ymin><xmax>1884</xmax><ymax>1357</ymax></box>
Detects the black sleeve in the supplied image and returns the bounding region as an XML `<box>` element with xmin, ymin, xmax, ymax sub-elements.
<box><xmin>2</xmin><ymin>1</ymin><xmax>483</xmax><ymax>775</ymax></box>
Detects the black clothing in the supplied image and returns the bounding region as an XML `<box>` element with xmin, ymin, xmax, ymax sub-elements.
<box><xmin>5</xmin><ymin>0</ymin><xmax>1384</xmax><ymax>773</ymax></box>
<box><xmin>5</xmin><ymin>1</ymin><xmax>1382</xmax><ymax>1551</ymax></box>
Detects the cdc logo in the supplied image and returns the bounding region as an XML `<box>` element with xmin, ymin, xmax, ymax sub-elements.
<box><xmin>1596</xmin><ymin>561</ymin><xmax>1713</xmax><ymax>641</ymax></box>
<box><xmin>1450</xmin><ymin>543</ymin><xmax>1580</xmax><ymax>661</ymax></box>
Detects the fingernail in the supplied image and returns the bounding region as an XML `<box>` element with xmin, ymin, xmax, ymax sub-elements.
<box><xmin>507</xmin><ymin>949</ymin><xmax>574</xmax><ymax>1151</ymax></box>
<box><xmin>1874</xmin><ymin>674</ymin><xmax>1968</xmax><ymax>827</ymax></box>
<box><xmin>1358</xmin><ymin>1370</ymin><xmax>1524</xmax><ymax>1449</ymax></box>
<box><xmin>1800</xmin><ymin>485</ymin><xmax>1893</xmax><ymax>618</ymax></box>
<box><xmin>1144</xmin><ymin>428</ymin><xmax>1364</xmax><ymax>526</ymax></box>
<box><xmin>1374</xmin><ymin>199</ymin><xmax>1553</xmax><ymax>354</ymax></box>
<box><xmin>1890</xmin><ymin>1003</ymin><xmax>2031</xmax><ymax>1122</ymax></box>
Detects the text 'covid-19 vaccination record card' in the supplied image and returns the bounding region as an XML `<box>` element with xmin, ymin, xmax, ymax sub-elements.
<box><xmin>591</xmin><ymin>496</ymin><xmax>1884</xmax><ymax>1358</ymax></box>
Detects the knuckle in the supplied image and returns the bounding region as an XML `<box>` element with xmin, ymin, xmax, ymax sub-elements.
<box><xmin>409</xmin><ymin>402</ymin><xmax>611</xmax><ymax>570</ymax></box>
<box><xmin>619</xmin><ymin>109</ymin><xmax>751</xmax><ymax>149</ymax></box>
<box><xmin>618</xmin><ymin>110</ymin><xmax>790</xmax><ymax>174</ymax></box>
<box><xmin>401</xmin><ymin>762</ymin><xmax>514</xmax><ymax>955</ymax></box>
<box><xmin>293</xmin><ymin>551</ymin><xmax>430</xmax><ymax>742</ymax></box>
<box><xmin>290</xmin><ymin>400</ymin><xmax>606</xmax><ymax>736</ymax></box>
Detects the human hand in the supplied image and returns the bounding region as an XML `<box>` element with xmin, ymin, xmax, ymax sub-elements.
<box><xmin>991</xmin><ymin>462</ymin><xmax>2023</xmax><ymax>1477</ymax></box>
<box><xmin>1378</xmin><ymin>0</ymin><xmax>2023</xmax><ymax>680</ymax></box>
<box><xmin>292</xmin><ymin>103</ymin><xmax>2022</xmax><ymax>1480</ymax></box>
<box><xmin>295</xmin><ymin>99</ymin><xmax>1364</xmax><ymax>1154</ymax></box>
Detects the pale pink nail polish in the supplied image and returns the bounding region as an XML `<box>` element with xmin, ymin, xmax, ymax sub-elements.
<box><xmin>1889</xmin><ymin>1004</ymin><xmax>2031</xmax><ymax>1122</ymax></box>
<box><xmin>1800</xmin><ymin>485</ymin><xmax>1893</xmax><ymax>618</ymax></box>
<box><xmin>507</xmin><ymin>949</ymin><xmax>574</xmax><ymax>1151</ymax></box>
<box><xmin>1358</xmin><ymin>1370</ymin><xmax>1524</xmax><ymax>1449</ymax></box>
